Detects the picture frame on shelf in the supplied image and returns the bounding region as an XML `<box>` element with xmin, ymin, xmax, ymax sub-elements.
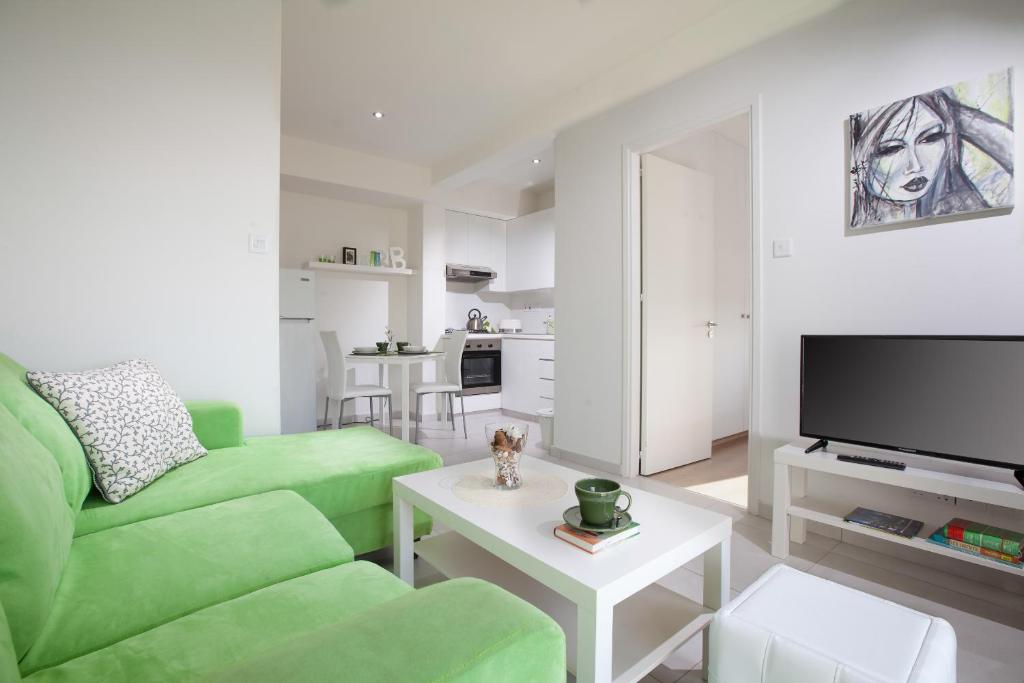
<box><xmin>342</xmin><ymin>247</ymin><xmax>357</xmax><ymax>265</ymax></box>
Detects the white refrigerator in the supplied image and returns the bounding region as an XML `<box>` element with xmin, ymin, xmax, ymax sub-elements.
<box><xmin>279</xmin><ymin>269</ymin><xmax>317</xmax><ymax>434</ymax></box>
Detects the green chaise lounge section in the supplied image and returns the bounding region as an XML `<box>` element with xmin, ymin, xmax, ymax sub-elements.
<box><xmin>77</xmin><ymin>416</ymin><xmax>438</xmax><ymax>554</ymax></box>
<box><xmin>0</xmin><ymin>353</ymin><xmax>437</xmax><ymax>554</ymax></box>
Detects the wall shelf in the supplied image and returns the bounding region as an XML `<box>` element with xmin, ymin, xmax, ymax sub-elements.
<box><xmin>305</xmin><ymin>261</ymin><xmax>416</xmax><ymax>276</ymax></box>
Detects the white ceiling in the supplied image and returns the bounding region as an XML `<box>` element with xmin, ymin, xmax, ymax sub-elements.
<box><xmin>484</xmin><ymin>145</ymin><xmax>555</xmax><ymax>191</ymax></box>
<box><xmin>283</xmin><ymin>0</ymin><xmax>748</xmax><ymax>166</ymax></box>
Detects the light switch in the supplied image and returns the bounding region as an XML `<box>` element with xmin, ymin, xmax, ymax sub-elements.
<box><xmin>772</xmin><ymin>238</ymin><xmax>793</xmax><ymax>258</ymax></box>
<box><xmin>249</xmin><ymin>233</ymin><xmax>269</xmax><ymax>254</ymax></box>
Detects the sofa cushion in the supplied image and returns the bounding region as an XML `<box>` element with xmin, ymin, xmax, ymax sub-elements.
<box><xmin>24</xmin><ymin>561</ymin><xmax>411</xmax><ymax>682</ymax></box>
<box><xmin>0</xmin><ymin>403</ymin><xmax>74</xmax><ymax>661</ymax></box>
<box><xmin>19</xmin><ymin>490</ymin><xmax>354</xmax><ymax>675</ymax></box>
<box><xmin>208</xmin><ymin>578</ymin><xmax>568</xmax><ymax>683</ymax></box>
<box><xmin>0</xmin><ymin>604</ymin><xmax>21</xmax><ymax>683</ymax></box>
<box><xmin>0</xmin><ymin>353</ymin><xmax>91</xmax><ymax>511</ymax></box>
<box><xmin>74</xmin><ymin>426</ymin><xmax>443</xmax><ymax>537</ymax></box>
<box><xmin>24</xmin><ymin>569</ymin><xmax>566</xmax><ymax>683</ymax></box>
<box><xmin>27</xmin><ymin>358</ymin><xmax>208</xmax><ymax>503</ymax></box>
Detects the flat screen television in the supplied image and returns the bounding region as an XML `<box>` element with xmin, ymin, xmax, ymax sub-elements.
<box><xmin>800</xmin><ymin>336</ymin><xmax>1024</xmax><ymax>485</ymax></box>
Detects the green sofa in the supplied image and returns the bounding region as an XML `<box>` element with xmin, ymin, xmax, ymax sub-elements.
<box><xmin>0</xmin><ymin>354</ymin><xmax>566</xmax><ymax>682</ymax></box>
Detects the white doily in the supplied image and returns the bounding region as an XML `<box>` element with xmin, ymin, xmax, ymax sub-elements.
<box><xmin>451</xmin><ymin>470</ymin><xmax>568</xmax><ymax>508</ymax></box>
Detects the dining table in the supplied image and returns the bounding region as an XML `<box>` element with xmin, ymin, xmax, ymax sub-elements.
<box><xmin>344</xmin><ymin>351</ymin><xmax>445</xmax><ymax>442</ymax></box>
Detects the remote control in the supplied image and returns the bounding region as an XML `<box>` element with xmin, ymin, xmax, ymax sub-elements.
<box><xmin>836</xmin><ymin>454</ymin><xmax>906</xmax><ymax>470</ymax></box>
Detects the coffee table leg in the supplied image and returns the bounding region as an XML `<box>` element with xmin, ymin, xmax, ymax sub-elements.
<box><xmin>400</xmin><ymin>362</ymin><xmax>411</xmax><ymax>442</ymax></box>
<box><xmin>701</xmin><ymin>536</ymin><xmax>731</xmax><ymax>680</ymax></box>
<box><xmin>393</xmin><ymin>493</ymin><xmax>414</xmax><ymax>585</ymax></box>
<box><xmin>576</xmin><ymin>599</ymin><xmax>613</xmax><ymax>683</ymax></box>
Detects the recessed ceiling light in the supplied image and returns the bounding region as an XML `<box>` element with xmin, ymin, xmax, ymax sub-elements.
<box><xmin>371</xmin><ymin>111</ymin><xmax>384</xmax><ymax>119</ymax></box>
<box><xmin>532</xmin><ymin>158</ymin><xmax>541</xmax><ymax>164</ymax></box>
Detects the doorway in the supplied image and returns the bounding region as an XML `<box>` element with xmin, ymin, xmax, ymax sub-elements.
<box><xmin>636</xmin><ymin>111</ymin><xmax>754</xmax><ymax>509</ymax></box>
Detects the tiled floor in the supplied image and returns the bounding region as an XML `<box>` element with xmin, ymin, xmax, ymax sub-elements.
<box><xmin>649</xmin><ymin>436</ymin><xmax>748</xmax><ymax>509</ymax></box>
<box><xmin>367</xmin><ymin>410</ymin><xmax>1024</xmax><ymax>683</ymax></box>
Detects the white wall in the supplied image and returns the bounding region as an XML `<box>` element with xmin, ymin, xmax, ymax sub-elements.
<box><xmin>445</xmin><ymin>284</ymin><xmax>512</xmax><ymax>331</ymax></box>
<box><xmin>654</xmin><ymin>125</ymin><xmax>752</xmax><ymax>440</ymax></box>
<box><xmin>280</xmin><ymin>191</ymin><xmax>408</xmax><ymax>269</ymax></box>
<box><xmin>0</xmin><ymin>0</ymin><xmax>282</xmax><ymax>435</ymax></box>
<box><xmin>555</xmin><ymin>0</ymin><xmax>1024</xmax><ymax>521</ymax></box>
<box><xmin>280</xmin><ymin>190</ymin><xmax>409</xmax><ymax>421</ymax></box>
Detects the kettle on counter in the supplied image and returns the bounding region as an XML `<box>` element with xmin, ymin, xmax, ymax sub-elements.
<box><xmin>467</xmin><ymin>308</ymin><xmax>487</xmax><ymax>332</ymax></box>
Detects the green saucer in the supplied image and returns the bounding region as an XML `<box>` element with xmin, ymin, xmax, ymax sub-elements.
<box><xmin>562</xmin><ymin>506</ymin><xmax>634</xmax><ymax>534</ymax></box>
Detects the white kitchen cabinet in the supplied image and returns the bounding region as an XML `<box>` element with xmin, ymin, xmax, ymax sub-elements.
<box><xmin>505</xmin><ymin>207</ymin><xmax>554</xmax><ymax>291</ymax></box>
<box><xmin>444</xmin><ymin>210</ymin><xmax>468</xmax><ymax>265</ymax></box>
<box><xmin>489</xmin><ymin>220</ymin><xmax>507</xmax><ymax>291</ymax></box>
<box><xmin>501</xmin><ymin>339</ymin><xmax>555</xmax><ymax>415</ymax></box>
<box><xmin>465</xmin><ymin>214</ymin><xmax>493</xmax><ymax>267</ymax></box>
<box><xmin>445</xmin><ymin>210</ymin><xmax>508</xmax><ymax>291</ymax></box>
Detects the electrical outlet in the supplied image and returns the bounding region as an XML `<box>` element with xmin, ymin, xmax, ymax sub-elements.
<box><xmin>912</xmin><ymin>490</ymin><xmax>956</xmax><ymax>505</ymax></box>
<box><xmin>772</xmin><ymin>238</ymin><xmax>793</xmax><ymax>258</ymax></box>
<box><xmin>248</xmin><ymin>233</ymin><xmax>269</xmax><ymax>254</ymax></box>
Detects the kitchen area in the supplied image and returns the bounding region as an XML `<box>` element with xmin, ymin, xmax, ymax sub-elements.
<box><xmin>278</xmin><ymin>184</ymin><xmax>557</xmax><ymax>453</ymax></box>
<box><xmin>443</xmin><ymin>206</ymin><xmax>555</xmax><ymax>422</ymax></box>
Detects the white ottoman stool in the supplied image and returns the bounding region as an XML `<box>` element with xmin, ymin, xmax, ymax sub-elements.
<box><xmin>708</xmin><ymin>565</ymin><xmax>956</xmax><ymax>683</ymax></box>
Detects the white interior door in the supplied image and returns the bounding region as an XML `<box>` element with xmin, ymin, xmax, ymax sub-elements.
<box><xmin>641</xmin><ymin>154</ymin><xmax>715</xmax><ymax>475</ymax></box>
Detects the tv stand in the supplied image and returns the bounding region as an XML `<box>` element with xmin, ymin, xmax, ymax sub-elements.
<box><xmin>804</xmin><ymin>438</ymin><xmax>828</xmax><ymax>454</ymax></box>
<box><xmin>772</xmin><ymin>443</ymin><xmax>1024</xmax><ymax>576</ymax></box>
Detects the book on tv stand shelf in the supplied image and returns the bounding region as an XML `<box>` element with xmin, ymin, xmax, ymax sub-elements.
<box><xmin>941</xmin><ymin>518</ymin><xmax>1023</xmax><ymax>556</ymax></box>
<box><xmin>843</xmin><ymin>507</ymin><xmax>924</xmax><ymax>539</ymax></box>
<box><xmin>928</xmin><ymin>533</ymin><xmax>1022</xmax><ymax>568</ymax></box>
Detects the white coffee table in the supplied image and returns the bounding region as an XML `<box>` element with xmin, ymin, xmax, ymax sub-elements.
<box><xmin>393</xmin><ymin>458</ymin><xmax>732</xmax><ymax>683</ymax></box>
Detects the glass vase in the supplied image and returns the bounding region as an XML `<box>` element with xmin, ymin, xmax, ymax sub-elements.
<box><xmin>486</xmin><ymin>422</ymin><xmax>529</xmax><ymax>490</ymax></box>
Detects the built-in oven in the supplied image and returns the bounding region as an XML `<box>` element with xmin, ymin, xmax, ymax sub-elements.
<box><xmin>462</xmin><ymin>338</ymin><xmax>501</xmax><ymax>395</ymax></box>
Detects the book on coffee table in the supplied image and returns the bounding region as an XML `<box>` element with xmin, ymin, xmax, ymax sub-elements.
<box><xmin>554</xmin><ymin>522</ymin><xmax>639</xmax><ymax>554</ymax></box>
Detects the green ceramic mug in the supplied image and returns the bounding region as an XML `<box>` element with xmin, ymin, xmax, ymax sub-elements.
<box><xmin>575</xmin><ymin>478</ymin><xmax>632</xmax><ymax>527</ymax></box>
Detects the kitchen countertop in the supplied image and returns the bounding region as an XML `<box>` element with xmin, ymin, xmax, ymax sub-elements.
<box><xmin>465</xmin><ymin>332</ymin><xmax>554</xmax><ymax>341</ymax></box>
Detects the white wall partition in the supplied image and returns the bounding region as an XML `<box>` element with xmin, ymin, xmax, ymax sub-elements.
<box><xmin>554</xmin><ymin>0</ymin><xmax>1024</xmax><ymax>522</ymax></box>
<box><xmin>280</xmin><ymin>190</ymin><xmax>410</xmax><ymax>422</ymax></box>
<box><xmin>0</xmin><ymin>0</ymin><xmax>283</xmax><ymax>434</ymax></box>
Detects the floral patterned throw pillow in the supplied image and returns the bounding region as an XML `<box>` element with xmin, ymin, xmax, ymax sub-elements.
<box><xmin>26</xmin><ymin>359</ymin><xmax>207</xmax><ymax>503</ymax></box>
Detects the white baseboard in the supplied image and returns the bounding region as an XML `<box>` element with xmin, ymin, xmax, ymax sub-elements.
<box><xmin>549</xmin><ymin>445</ymin><xmax>621</xmax><ymax>475</ymax></box>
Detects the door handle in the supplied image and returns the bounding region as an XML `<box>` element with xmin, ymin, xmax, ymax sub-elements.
<box><xmin>704</xmin><ymin>320</ymin><xmax>718</xmax><ymax>339</ymax></box>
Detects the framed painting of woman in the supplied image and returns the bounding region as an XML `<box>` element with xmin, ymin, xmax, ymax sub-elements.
<box><xmin>848</xmin><ymin>68</ymin><xmax>1013</xmax><ymax>229</ymax></box>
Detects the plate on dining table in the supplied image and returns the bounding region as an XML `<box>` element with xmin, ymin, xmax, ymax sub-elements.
<box><xmin>398</xmin><ymin>350</ymin><xmax>432</xmax><ymax>355</ymax></box>
<box><xmin>351</xmin><ymin>347</ymin><xmax>379</xmax><ymax>355</ymax></box>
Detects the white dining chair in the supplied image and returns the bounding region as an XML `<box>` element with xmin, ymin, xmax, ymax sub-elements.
<box><xmin>320</xmin><ymin>330</ymin><xmax>392</xmax><ymax>434</ymax></box>
<box><xmin>411</xmin><ymin>330</ymin><xmax>468</xmax><ymax>443</ymax></box>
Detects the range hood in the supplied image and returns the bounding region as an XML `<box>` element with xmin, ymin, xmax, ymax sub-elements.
<box><xmin>446</xmin><ymin>263</ymin><xmax>497</xmax><ymax>283</ymax></box>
